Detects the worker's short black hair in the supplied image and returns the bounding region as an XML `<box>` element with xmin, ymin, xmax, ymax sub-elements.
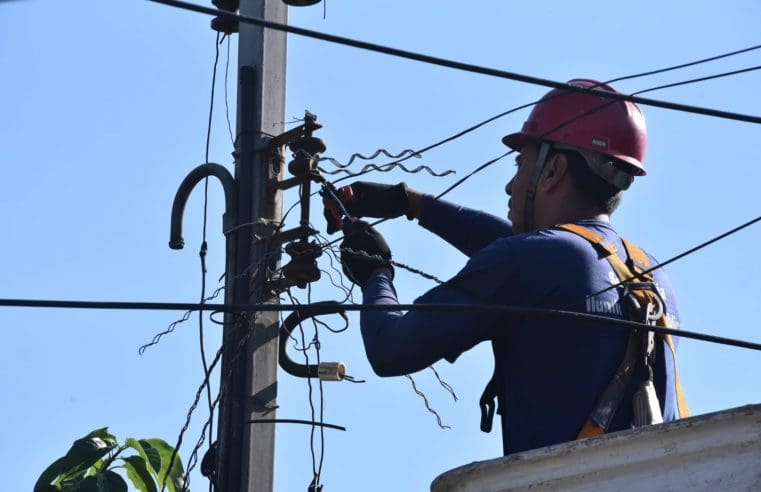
<box><xmin>553</xmin><ymin>149</ymin><xmax>624</xmax><ymax>215</ymax></box>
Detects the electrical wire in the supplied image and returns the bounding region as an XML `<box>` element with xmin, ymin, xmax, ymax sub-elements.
<box><xmin>331</xmin><ymin>42</ymin><xmax>761</xmax><ymax>185</ymax></box>
<box><xmin>248</xmin><ymin>419</ymin><xmax>346</xmax><ymax>431</ymax></box>
<box><xmin>224</xmin><ymin>34</ymin><xmax>235</xmax><ymax>147</ymax></box>
<box><xmin>7</xmin><ymin>297</ymin><xmax>758</xmax><ymax>350</ymax></box>
<box><xmin>404</xmin><ymin>374</ymin><xmax>450</xmax><ymax>430</ymax></box>
<box><xmin>605</xmin><ymin>43</ymin><xmax>761</xmax><ymax>85</ymax></box>
<box><xmin>146</xmin><ymin>0</ymin><xmax>761</xmax><ymax>125</ymax></box>
<box><xmin>285</xmin><ymin>289</ymin><xmax>323</xmax><ymax>490</ymax></box>
<box><xmin>199</xmin><ymin>34</ymin><xmax>223</xmax><ymax>480</ymax></box>
<box><xmin>582</xmin><ymin>213</ymin><xmax>761</xmax><ymax>304</ymax></box>
<box><xmin>310</xmin><ymin>285</ymin><xmax>327</xmax><ymax>490</ymax></box>
<box><xmin>175</xmin><ymin>310</ymin><xmax>265</xmax><ymax>491</ymax></box>
<box><xmin>315</xmin><ymin>237</ymin><xmax>357</xmax><ymax>304</ymax></box>
<box><xmin>310</xmin><ymin>231</ymin><xmax>458</xmax><ymax>431</ymax></box>
<box><xmin>316</xmin><ymin>148</ymin><xmax>454</xmax><ymax>179</ymax></box>
<box><xmin>138</xmin><ymin>285</ymin><xmax>225</xmax><ymax>354</ymax></box>
<box><xmin>176</xmin><ymin>311</ymin><xmax>266</xmax><ymax>490</ymax></box>
<box><xmin>323</xmin><ymin>63</ymin><xmax>761</xmax><ymax>252</ymax></box>
<box><xmin>429</xmin><ymin>366</ymin><xmax>458</xmax><ymax>402</ymax></box>
<box><xmin>155</xmin><ymin>32</ymin><xmax>229</xmax><ymax>490</ymax></box>
<box><xmin>163</xmin><ymin>344</ymin><xmax>224</xmax><ymax>492</ymax></box>
<box><xmin>318</xmin><ymin>148</ymin><xmax>421</xmax><ymax>169</ymax></box>
<box><xmin>312</xmin><ymin>315</ymin><xmax>348</xmax><ymax>334</ymax></box>
<box><xmin>152</xmin><ymin>249</ymin><xmax>281</xmax><ymax>490</ymax></box>
<box><xmin>436</xmin><ymin>64</ymin><xmax>761</xmax><ymax>200</ymax></box>
<box><xmin>138</xmin><ymin>309</ymin><xmax>192</xmax><ymax>355</ymax></box>
<box><xmin>183</xmin><ymin>381</ymin><xmax>224</xmax><ymax>488</ymax></box>
<box><xmin>319</xmin><ymin>162</ymin><xmax>455</xmax><ymax>178</ymax></box>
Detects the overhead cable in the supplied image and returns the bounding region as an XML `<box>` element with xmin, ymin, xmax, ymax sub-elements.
<box><xmin>319</xmin><ymin>162</ymin><xmax>455</xmax><ymax>178</ymax></box>
<box><xmin>198</xmin><ymin>32</ymin><xmax>224</xmax><ymax>474</ymax></box>
<box><xmin>318</xmin><ymin>148</ymin><xmax>421</xmax><ymax>169</ymax></box>
<box><xmin>584</xmin><ymin>213</ymin><xmax>761</xmax><ymax>303</ymax></box>
<box><xmin>605</xmin><ymin>43</ymin><xmax>761</xmax><ymax>85</ymax></box>
<box><xmin>4</xmin><ymin>298</ymin><xmax>760</xmax><ymax>351</ymax></box>
<box><xmin>147</xmin><ymin>0</ymin><xmax>761</xmax><ymax>125</ymax></box>
<box><xmin>429</xmin><ymin>64</ymin><xmax>761</xmax><ymax>200</ymax></box>
<box><xmin>334</xmin><ymin>45</ymin><xmax>761</xmax><ymax>184</ymax></box>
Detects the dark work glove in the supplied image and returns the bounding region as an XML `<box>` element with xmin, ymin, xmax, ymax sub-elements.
<box><xmin>348</xmin><ymin>181</ymin><xmax>412</xmax><ymax>219</ymax></box>
<box><xmin>340</xmin><ymin>219</ymin><xmax>393</xmax><ymax>287</ymax></box>
<box><xmin>323</xmin><ymin>181</ymin><xmax>412</xmax><ymax>234</ymax></box>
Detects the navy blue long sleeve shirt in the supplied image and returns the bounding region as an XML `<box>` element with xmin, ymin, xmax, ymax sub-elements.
<box><xmin>360</xmin><ymin>195</ymin><xmax>682</xmax><ymax>455</ymax></box>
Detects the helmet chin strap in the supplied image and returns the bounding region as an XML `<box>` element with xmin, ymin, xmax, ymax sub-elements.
<box><xmin>523</xmin><ymin>141</ymin><xmax>552</xmax><ymax>232</ymax></box>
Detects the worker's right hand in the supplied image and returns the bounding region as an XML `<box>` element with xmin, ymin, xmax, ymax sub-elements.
<box><xmin>322</xmin><ymin>181</ymin><xmax>418</xmax><ymax>235</ymax></box>
<box><xmin>341</xmin><ymin>181</ymin><xmax>413</xmax><ymax>220</ymax></box>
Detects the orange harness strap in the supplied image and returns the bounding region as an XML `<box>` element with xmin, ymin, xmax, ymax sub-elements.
<box><xmin>622</xmin><ymin>238</ymin><xmax>691</xmax><ymax>419</ymax></box>
<box><xmin>555</xmin><ymin>224</ymin><xmax>690</xmax><ymax>441</ymax></box>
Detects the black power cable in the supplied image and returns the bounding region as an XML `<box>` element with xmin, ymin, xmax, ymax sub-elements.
<box><xmin>324</xmin><ymin>63</ymin><xmax>761</xmax><ymax>253</ymax></box>
<box><xmin>146</xmin><ymin>0</ymin><xmax>761</xmax><ymax>125</ymax></box>
<box><xmin>3</xmin><ymin>298</ymin><xmax>760</xmax><ymax>351</ymax></box>
<box><xmin>314</xmin><ymin>66</ymin><xmax>761</xmax><ymax>316</ymax></box>
<box><xmin>192</xmin><ymin>31</ymin><xmax>225</xmax><ymax>492</ymax></box>
<box><xmin>583</xmin><ymin>214</ymin><xmax>761</xmax><ymax>304</ymax></box>
<box><xmin>334</xmin><ymin>43</ymin><xmax>761</xmax><ymax>185</ymax></box>
<box><xmin>432</xmin><ymin>64</ymin><xmax>761</xmax><ymax>200</ymax></box>
<box><xmin>605</xmin><ymin>43</ymin><xmax>761</xmax><ymax>85</ymax></box>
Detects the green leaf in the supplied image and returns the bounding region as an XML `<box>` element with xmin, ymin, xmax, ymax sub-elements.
<box><xmin>32</xmin><ymin>482</ymin><xmax>58</xmax><ymax>492</ymax></box>
<box><xmin>35</xmin><ymin>456</ymin><xmax>69</xmax><ymax>491</ymax></box>
<box><xmin>77</xmin><ymin>476</ymin><xmax>99</xmax><ymax>492</ymax></box>
<box><xmin>139</xmin><ymin>438</ymin><xmax>185</xmax><ymax>492</ymax></box>
<box><xmin>35</xmin><ymin>428</ymin><xmax>118</xmax><ymax>491</ymax></box>
<box><xmin>73</xmin><ymin>470</ymin><xmax>127</xmax><ymax>492</ymax></box>
<box><xmin>122</xmin><ymin>456</ymin><xmax>158</xmax><ymax>492</ymax></box>
<box><xmin>86</xmin><ymin>428</ymin><xmax>118</xmax><ymax>442</ymax></box>
<box><xmin>101</xmin><ymin>470</ymin><xmax>129</xmax><ymax>492</ymax></box>
<box><xmin>60</xmin><ymin>434</ymin><xmax>118</xmax><ymax>483</ymax></box>
<box><xmin>131</xmin><ymin>439</ymin><xmax>162</xmax><ymax>478</ymax></box>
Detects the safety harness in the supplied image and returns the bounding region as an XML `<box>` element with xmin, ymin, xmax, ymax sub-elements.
<box><xmin>479</xmin><ymin>223</ymin><xmax>690</xmax><ymax>440</ymax></box>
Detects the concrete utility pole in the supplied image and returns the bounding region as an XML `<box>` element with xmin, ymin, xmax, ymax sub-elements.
<box><xmin>215</xmin><ymin>1</ymin><xmax>287</xmax><ymax>491</ymax></box>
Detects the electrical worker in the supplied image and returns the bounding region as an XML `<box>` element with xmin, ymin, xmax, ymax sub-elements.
<box><xmin>326</xmin><ymin>79</ymin><xmax>690</xmax><ymax>455</ymax></box>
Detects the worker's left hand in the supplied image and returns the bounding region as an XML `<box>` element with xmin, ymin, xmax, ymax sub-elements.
<box><xmin>340</xmin><ymin>219</ymin><xmax>393</xmax><ymax>287</ymax></box>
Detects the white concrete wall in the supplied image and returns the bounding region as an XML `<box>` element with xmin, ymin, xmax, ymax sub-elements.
<box><xmin>432</xmin><ymin>404</ymin><xmax>761</xmax><ymax>492</ymax></box>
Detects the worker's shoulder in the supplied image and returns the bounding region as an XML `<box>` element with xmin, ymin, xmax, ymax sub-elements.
<box><xmin>504</xmin><ymin>221</ymin><xmax>614</xmax><ymax>251</ymax></box>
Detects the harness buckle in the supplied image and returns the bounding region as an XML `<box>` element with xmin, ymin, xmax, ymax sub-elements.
<box><xmin>621</xmin><ymin>282</ymin><xmax>664</xmax><ymax>323</ymax></box>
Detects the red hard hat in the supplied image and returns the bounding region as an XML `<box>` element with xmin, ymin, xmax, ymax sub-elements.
<box><xmin>503</xmin><ymin>79</ymin><xmax>648</xmax><ymax>175</ymax></box>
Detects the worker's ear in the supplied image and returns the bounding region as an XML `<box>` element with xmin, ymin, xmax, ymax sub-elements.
<box><xmin>539</xmin><ymin>152</ymin><xmax>569</xmax><ymax>192</ymax></box>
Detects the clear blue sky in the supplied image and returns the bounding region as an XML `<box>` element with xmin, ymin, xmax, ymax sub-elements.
<box><xmin>2</xmin><ymin>1</ymin><xmax>761</xmax><ymax>491</ymax></box>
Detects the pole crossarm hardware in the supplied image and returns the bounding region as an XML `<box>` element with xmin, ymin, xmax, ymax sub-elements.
<box><xmin>266</xmin><ymin>111</ymin><xmax>330</xmax><ymax>291</ymax></box>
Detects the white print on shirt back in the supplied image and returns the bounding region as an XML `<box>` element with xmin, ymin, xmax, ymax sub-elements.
<box><xmin>586</xmin><ymin>297</ymin><xmax>623</xmax><ymax>316</ymax></box>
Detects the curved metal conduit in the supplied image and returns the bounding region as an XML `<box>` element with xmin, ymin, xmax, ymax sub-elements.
<box><xmin>279</xmin><ymin>301</ymin><xmax>348</xmax><ymax>381</ymax></box>
<box><xmin>169</xmin><ymin>163</ymin><xmax>237</xmax><ymax>250</ymax></box>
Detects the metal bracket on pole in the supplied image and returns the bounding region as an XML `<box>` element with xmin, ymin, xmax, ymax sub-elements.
<box><xmin>266</xmin><ymin>111</ymin><xmax>328</xmax><ymax>291</ymax></box>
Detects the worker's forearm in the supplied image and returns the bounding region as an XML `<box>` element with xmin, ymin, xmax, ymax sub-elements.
<box><xmin>412</xmin><ymin>193</ymin><xmax>513</xmax><ymax>257</ymax></box>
